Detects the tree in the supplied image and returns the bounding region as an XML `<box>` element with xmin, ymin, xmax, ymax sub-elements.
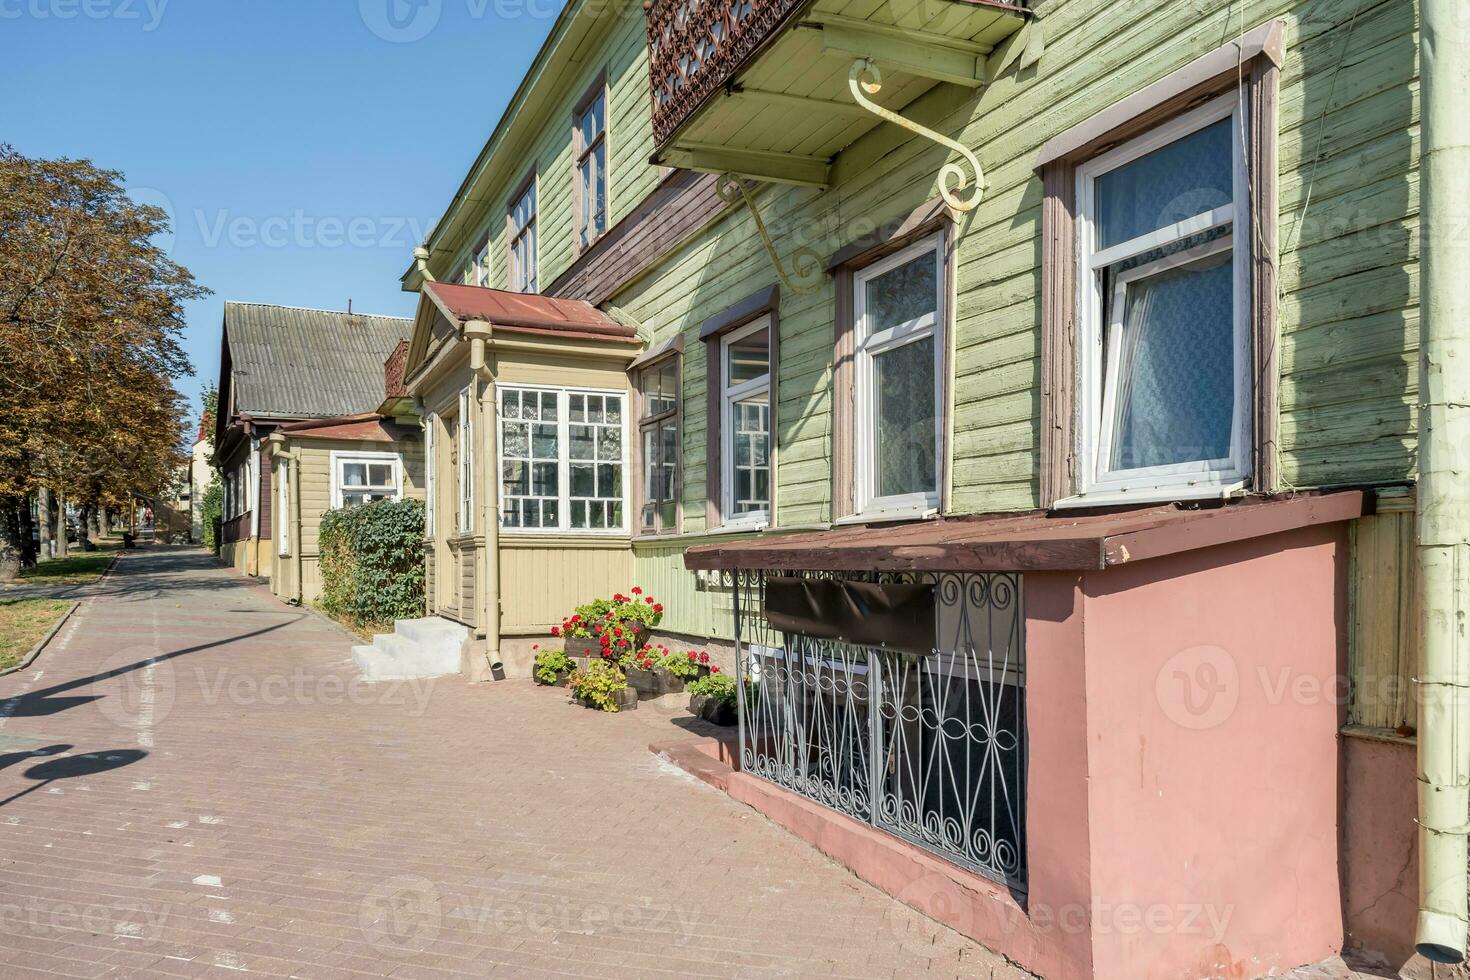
<box><xmin>0</xmin><ymin>145</ymin><xmax>207</xmax><ymax>577</ymax></box>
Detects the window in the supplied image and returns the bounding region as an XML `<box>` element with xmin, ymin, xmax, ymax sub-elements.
<box><xmin>721</xmin><ymin>320</ymin><xmax>771</xmax><ymax>525</ymax></box>
<box><xmin>1073</xmin><ymin>95</ymin><xmax>1250</xmax><ymax>502</ymax></box>
<box><xmin>463</xmin><ymin>235</ymin><xmax>490</xmax><ymax>287</ymax></box>
<box><xmin>853</xmin><ymin>232</ymin><xmax>945</xmax><ymax>516</ymax></box>
<box><xmin>638</xmin><ymin>357</ymin><xmax>679</xmax><ymax>534</ymax></box>
<box><xmin>508</xmin><ymin>178</ymin><xmax>537</xmax><ymax>293</ymax></box>
<box><xmin>574</xmin><ymin>86</ymin><xmax>607</xmax><ymax>252</ymax></box>
<box><xmin>331</xmin><ymin>451</ymin><xmax>401</xmax><ymax>509</ymax></box>
<box><xmin>457</xmin><ymin>388</ymin><xmax>474</xmax><ymax>533</ymax></box>
<box><xmin>276</xmin><ymin>458</ymin><xmax>289</xmax><ymax>555</ymax></box>
<box><xmin>498</xmin><ymin>386</ymin><xmax>625</xmax><ymax>533</ymax></box>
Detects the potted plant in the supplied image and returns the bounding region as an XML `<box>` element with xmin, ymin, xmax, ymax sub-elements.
<box><xmin>532</xmin><ymin>646</ymin><xmax>574</xmax><ymax>687</ymax></box>
<box><xmin>656</xmin><ymin>648</ymin><xmax>703</xmax><ymax>695</ymax></box>
<box><xmin>568</xmin><ymin>661</ymin><xmax>637</xmax><ymax>712</ymax></box>
<box><xmin>687</xmin><ymin>669</ymin><xmax>737</xmax><ymax>726</ymax></box>
<box><xmin>551</xmin><ymin>587</ymin><xmax>664</xmax><ymax>663</ymax></box>
<box><xmin>624</xmin><ymin>645</ymin><xmax>664</xmax><ymax>700</ymax></box>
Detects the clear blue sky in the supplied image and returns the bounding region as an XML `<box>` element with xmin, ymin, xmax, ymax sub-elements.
<box><xmin>1</xmin><ymin>0</ymin><xmax>559</xmax><ymax>429</ymax></box>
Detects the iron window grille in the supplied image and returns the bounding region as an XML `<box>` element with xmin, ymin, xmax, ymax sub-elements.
<box><xmin>729</xmin><ymin>568</ymin><xmax>1027</xmax><ymax>891</ymax></box>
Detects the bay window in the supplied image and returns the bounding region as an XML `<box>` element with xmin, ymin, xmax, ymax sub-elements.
<box><xmin>637</xmin><ymin>357</ymin><xmax>679</xmax><ymax>534</ymax></box>
<box><xmin>721</xmin><ymin>320</ymin><xmax>770</xmax><ymax>525</ymax></box>
<box><xmin>853</xmin><ymin>233</ymin><xmax>945</xmax><ymax>517</ymax></box>
<box><xmin>331</xmin><ymin>451</ymin><xmax>401</xmax><ymax>509</ymax></box>
<box><xmin>499</xmin><ymin>385</ymin><xmax>625</xmax><ymax>533</ymax></box>
<box><xmin>1073</xmin><ymin>95</ymin><xmax>1250</xmax><ymax>502</ymax></box>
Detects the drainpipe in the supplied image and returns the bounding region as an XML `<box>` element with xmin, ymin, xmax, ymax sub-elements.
<box><xmin>463</xmin><ymin>319</ymin><xmax>504</xmax><ymax>675</ymax></box>
<box><xmin>414</xmin><ymin>245</ymin><xmax>436</xmax><ymax>285</ymax></box>
<box><xmin>267</xmin><ymin>436</ymin><xmax>305</xmax><ymax>604</ymax></box>
<box><xmin>1416</xmin><ymin>0</ymin><xmax>1470</xmax><ymax>963</ymax></box>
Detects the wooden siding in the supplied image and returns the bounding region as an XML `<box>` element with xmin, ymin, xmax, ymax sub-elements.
<box><xmin>1348</xmin><ymin>490</ymin><xmax>1418</xmax><ymax>733</ymax></box>
<box><xmin>499</xmin><ymin>541</ymin><xmax>634</xmax><ymax>634</ymax></box>
<box><xmin>630</xmin><ymin>540</ymin><xmax>735</xmax><ymax>641</ymax></box>
<box><xmin>444</xmin><ymin>6</ymin><xmax>659</xmax><ymax>295</ymax></box>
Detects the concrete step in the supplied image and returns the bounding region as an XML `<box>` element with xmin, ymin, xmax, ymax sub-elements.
<box><xmin>394</xmin><ymin>617</ymin><xmax>469</xmax><ymax>648</ymax></box>
<box><xmin>351</xmin><ymin>619</ymin><xmax>466</xmax><ymax>682</ymax></box>
<box><xmin>351</xmin><ymin>644</ymin><xmax>416</xmax><ymax>681</ymax></box>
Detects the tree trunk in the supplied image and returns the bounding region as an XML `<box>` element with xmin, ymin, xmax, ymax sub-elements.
<box><xmin>53</xmin><ymin>492</ymin><xmax>69</xmax><ymax>559</ymax></box>
<box><xmin>0</xmin><ymin>500</ymin><xmax>23</xmax><ymax>582</ymax></box>
<box><xmin>18</xmin><ymin>497</ymin><xmax>36</xmax><ymax>568</ymax></box>
<box><xmin>38</xmin><ymin>488</ymin><xmax>54</xmax><ymax>560</ymax></box>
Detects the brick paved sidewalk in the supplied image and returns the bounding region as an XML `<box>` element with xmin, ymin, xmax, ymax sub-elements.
<box><xmin>0</xmin><ymin>547</ymin><xmax>1025</xmax><ymax>979</ymax></box>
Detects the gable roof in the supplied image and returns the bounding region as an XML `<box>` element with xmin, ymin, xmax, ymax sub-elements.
<box><xmin>222</xmin><ymin>302</ymin><xmax>412</xmax><ymax>420</ymax></box>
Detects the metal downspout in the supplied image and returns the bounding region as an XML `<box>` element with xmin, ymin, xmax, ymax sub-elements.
<box><xmin>465</xmin><ymin>320</ymin><xmax>504</xmax><ymax>675</ymax></box>
<box><xmin>1416</xmin><ymin>0</ymin><xmax>1470</xmax><ymax>962</ymax></box>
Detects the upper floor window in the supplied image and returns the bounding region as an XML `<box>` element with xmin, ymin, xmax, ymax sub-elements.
<box><xmin>467</xmin><ymin>235</ymin><xmax>490</xmax><ymax>287</ymax></box>
<box><xmin>499</xmin><ymin>386</ymin><xmax>625</xmax><ymax>533</ymax></box>
<box><xmin>331</xmin><ymin>451</ymin><xmax>401</xmax><ymax>509</ymax></box>
<box><xmin>1073</xmin><ymin>95</ymin><xmax>1250</xmax><ymax>502</ymax></box>
<box><xmin>637</xmin><ymin>356</ymin><xmax>679</xmax><ymax>534</ymax></box>
<box><xmin>722</xmin><ymin>320</ymin><xmax>771</xmax><ymax>526</ymax></box>
<box><xmin>574</xmin><ymin>86</ymin><xmax>607</xmax><ymax>252</ymax></box>
<box><xmin>508</xmin><ymin>177</ymin><xmax>538</xmax><ymax>293</ymax></box>
<box><xmin>853</xmin><ymin>233</ymin><xmax>945</xmax><ymax>517</ymax></box>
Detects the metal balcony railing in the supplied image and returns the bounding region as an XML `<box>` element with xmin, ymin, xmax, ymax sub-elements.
<box><xmin>645</xmin><ymin>0</ymin><xmax>806</xmax><ymax>147</ymax></box>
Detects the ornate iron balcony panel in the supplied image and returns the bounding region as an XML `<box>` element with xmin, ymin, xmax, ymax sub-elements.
<box><xmin>646</xmin><ymin>0</ymin><xmax>806</xmax><ymax>147</ymax></box>
<box><xmin>728</xmin><ymin>569</ymin><xmax>1028</xmax><ymax>890</ymax></box>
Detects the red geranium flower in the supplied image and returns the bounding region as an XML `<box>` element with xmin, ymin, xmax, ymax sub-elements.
<box><xmin>698</xmin><ymin>651</ymin><xmax>709</xmax><ymax>664</ymax></box>
<box><xmin>687</xmin><ymin>651</ymin><xmax>697</xmax><ymax>661</ymax></box>
<box><xmin>632</xmin><ymin>587</ymin><xmax>642</xmax><ymax>595</ymax></box>
<box><xmin>613</xmin><ymin>626</ymin><xmax>623</xmax><ymax>637</ymax></box>
<box><xmin>653</xmin><ymin>603</ymin><xmax>663</xmax><ymax>613</ymax></box>
<box><xmin>550</xmin><ymin>626</ymin><xmax>560</xmax><ymax>637</ymax></box>
<box><xmin>645</xmin><ymin>596</ymin><xmax>654</xmax><ymax>605</ymax></box>
<box><xmin>710</xmin><ymin>666</ymin><xmax>721</xmax><ymax>674</ymax></box>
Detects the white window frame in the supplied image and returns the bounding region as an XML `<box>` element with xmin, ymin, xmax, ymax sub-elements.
<box><xmin>574</xmin><ymin>89</ymin><xmax>608</xmax><ymax>252</ymax></box>
<box><xmin>424</xmin><ymin>412</ymin><xmax>436</xmax><ymax>536</ymax></box>
<box><xmin>329</xmin><ymin>450</ymin><xmax>403</xmax><ymax>510</ymax></box>
<box><xmin>496</xmin><ymin>384</ymin><xmax>628</xmax><ymax>536</ymax></box>
<box><xmin>458</xmin><ymin>388</ymin><xmax>474</xmax><ymax>534</ymax></box>
<box><xmin>853</xmin><ymin>231</ymin><xmax>946</xmax><ymax>518</ymax></box>
<box><xmin>509</xmin><ymin>179</ymin><xmax>538</xmax><ymax>293</ymax></box>
<box><xmin>720</xmin><ymin>317</ymin><xmax>772</xmax><ymax>529</ymax></box>
<box><xmin>276</xmin><ymin>457</ymin><xmax>290</xmax><ymax>556</ymax></box>
<box><xmin>1072</xmin><ymin>93</ymin><xmax>1252</xmax><ymax>506</ymax></box>
<box><xmin>248</xmin><ymin>441</ymin><xmax>261</xmax><ymax>536</ymax></box>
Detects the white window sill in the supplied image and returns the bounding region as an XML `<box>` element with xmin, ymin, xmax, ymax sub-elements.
<box><xmin>834</xmin><ymin>507</ymin><xmax>939</xmax><ymax>527</ymax></box>
<box><xmin>1053</xmin><ymin>482</ymin><xmax>1247</xmax><ymax>510</ymax></box>
<box><xmin>710</xmin><ymin>520</ymin><xmax>769</xmax><ymax>535</ymax></box>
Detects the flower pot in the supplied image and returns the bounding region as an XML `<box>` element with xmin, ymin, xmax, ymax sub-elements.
<box><xmin>653</xmin><ymin>666</ymin><xmax>686</xmax><ymax>695</ymax></box>
<box><xmin>625</xmin><ymin>666</ymin><xmax>662</xmax><ymax>700</ymax></box>
<box><xmin>535</xmin><ymin>672</ymin><xmax>570</xmax><ymax>688</ymax></box>
<box><xmin>700</xmin><ymin>697</ymin><xmax>737</xmax><ymax>727</ymax></box>
<box><xmin>688</xmin><ymin>693</ymin><xmax>709</xmax><ymax>717</ymax></box>
<box><xmin>564</xmin><ymin>636</ymin><xmax>601</xmax><ymax>659</ymax></box>
<box><xmin>578</xmin><ymin>687</ymin><xmax>637</xmax><ymax>712</ymax></box>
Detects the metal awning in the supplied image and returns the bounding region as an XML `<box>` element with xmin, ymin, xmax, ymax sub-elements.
<box><xmin>683</xmin><ymin>491</ymin><xmax>1370</xmax><ymax>572</ymax></box>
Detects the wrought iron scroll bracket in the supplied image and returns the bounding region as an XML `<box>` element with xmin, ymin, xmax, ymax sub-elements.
<box><xmin>716</xmin><ymin>174</ymin><xmax>824</xmax><ymax>295</ymax></box>
<box><xmin>847</xmin><ymin>58</ymin><xmax>986</xmax><ymax>212</ymax></box>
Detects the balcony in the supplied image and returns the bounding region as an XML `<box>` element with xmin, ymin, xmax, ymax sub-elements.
<box><xmin>645</xmin><ymin>0</ymin><xmax>1032</xmax><ymax>188</ymax></box>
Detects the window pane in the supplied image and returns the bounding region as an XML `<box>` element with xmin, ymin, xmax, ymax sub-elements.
<box><xmin>569</xmin><ymin>394</ymin><xmax>585</xmax><ymax>421</ymax></box>
<box><xmin>540</xmin><ymin>391</ymin><xmax>558</xmax><ymax>420</ymax></box>
<box><xmin>502</xmin><ymin>460</ymin><xmax>529</xmax><ymax>497</ymax></box>
<box><xmin>874</xmin><ymin>336</ymin><xmax>936</xmax><ymax>498</ymax></box>
<box><xmin>570</xmin><ymin>424</ymin><xmax>594</xmax><ymax>460</ymax></box>
<box><xmin>727</xmin><ymin>327</ymin><xmax>769</xmax><ymax>386</ymax></box>
<box><xmin>866</xmin><ymin>252</ymin><xmax>936</xmax><ymax>333</ymax></box>
<box><xmin>592</xmin><ymin>140</ymin><xmax>606</xmax><ymax>236</ymax></box>
<box><xmin>532</xmin><ymin>462</ymin><xmax>558</xmax><ymax>497</ymax></box>
<box><xmin>342</xmin><ymin>462</ymin><xmax>367</xmax><ymax>487</ymax></box>
<box><xmin>1106</xmin><ymin>251</ymin><xmax>1235</xmax><ymax>470</ymax></box>
<box><xmin>596</xmin><ymin>427</ymin><xmax>620</xmax><ymax>461</ymax></box>
<box><xmin>1096</xmin><ymin>118</ymin><xmax>1233</xmax><ymax>249</ymax></box>
<box><xmin>571</xmin><ymin>463</ymin><xmax>595</xmax><ymax>498</ymax></box>
<box><xmin>571</xmin><ymin>500</ymin><xmax>587</xmax><ymax>529</ymax></box>
<box><xmin>532</xmin><ymin>423</ymin><xmax>558</xmax><ymax>458</ymax></box>
<box><xmin>730</xmin><ymin>393</ymin><xmax>770</xmax><ymax>515</ymax></box>
<box><xmin>502</xmin><ymin>390</ymin><xmax>519</xmax><ymax>419</ymax></box>
<box><xmin>367</xmin><ymin>463</ymin><xmax>393</xmax><ymax>487</ymax></box>
<box><xmin>503</xmin><ymin>424</ymin><xmax>528</xmax><ymax>459</ymax></box>
<box><xmin>604</xmin><ymin>396</ymin><xmax>621</xmax><ymax>424</ymax></box>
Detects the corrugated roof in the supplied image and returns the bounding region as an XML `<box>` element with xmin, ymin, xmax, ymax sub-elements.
<box><xmin>224</xmin><ymin>302</ymin><xmax>412</xmax><ymax>419</ymax></box>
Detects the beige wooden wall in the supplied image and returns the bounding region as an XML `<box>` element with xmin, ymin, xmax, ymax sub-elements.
<box><xmin>1347</xmin><ymin>489</ymin><xmax>1418</xmax><ymax>733</ymax></box>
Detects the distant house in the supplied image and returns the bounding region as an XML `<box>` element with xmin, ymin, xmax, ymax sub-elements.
<box><xmin>188</xmin><ymin>416</ymin><xmax>210</xmax><ymax>543</ymax></box>
<box><xmin>212</xmin><ymin>302</ymin><xmax>412</xmax><ymax>578</ymax></box>
<box><xmin>265</xmin><ymin>340</ymin><xmax>425</xmax><ymax>604</ymax></box>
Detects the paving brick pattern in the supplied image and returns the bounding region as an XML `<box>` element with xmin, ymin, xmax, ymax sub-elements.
<box><xmin>0</xmin><ymin>548</ymin><xmax>1028</xmax><ymax>979</ymax></box>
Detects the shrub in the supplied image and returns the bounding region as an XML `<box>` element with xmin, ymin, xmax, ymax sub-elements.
<box><xmin>318</xmin><ymin>499</ymin><xmax>425</xmax><ymax>631</ymax></box>
<box><xmin>568</xmin><ymin>661</ymin><xmax>629</xmax><ymax>712</ymax></box>
<box><xmin>533</xmin><ymin>647</ymin><xmax>573</xmax><ymax>685</ymax></box>
<box><xmin>662</xmin><ymin>649</ymin><xmax>709</xmax><ymax>679</ymax></box>
<box><xmin>200</xmin><ymin>474</ymin><xmax>222</xmax><ymax>553</ymax></box>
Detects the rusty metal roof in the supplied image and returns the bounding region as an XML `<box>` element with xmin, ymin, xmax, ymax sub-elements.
<box><xmin>423</xmin><ymin>281</ymin><xmax>639</xmax><ymax>343</ymax></box>
<box><xmin>683</xmin><ymin>491</ymin><xmax>1369</xmax><ymax>573</ymax></box>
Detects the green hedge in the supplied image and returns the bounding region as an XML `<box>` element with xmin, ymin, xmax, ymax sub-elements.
<box><xmin>318</xmin><ymin>499</ymin><xmax>425</xmax><ymax>630</ymax></box>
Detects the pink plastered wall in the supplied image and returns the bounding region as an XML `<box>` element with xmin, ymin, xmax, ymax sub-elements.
<box><xmin>1071</xmin><ymin>522</ymin><xmax>1349</xmax><ymax>979</ymax></box>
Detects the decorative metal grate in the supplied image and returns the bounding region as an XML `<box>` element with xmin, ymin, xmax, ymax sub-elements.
<box><xmin>645</xmin><ymin>0</ymin><xmax>806</xmax><ymax>146</ymax></box>
<box><xmin>731</xmin><ymin>569</ymin><xmax>1027</xmax><ymax>890</ymax></box>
